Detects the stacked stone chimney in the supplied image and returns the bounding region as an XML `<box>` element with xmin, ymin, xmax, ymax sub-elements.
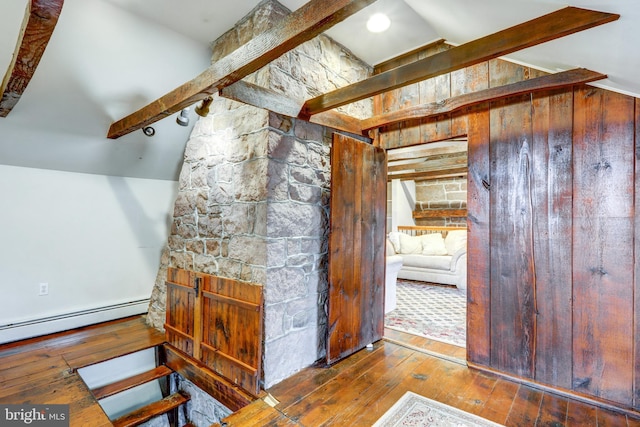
<box><xmin>147</xmin><ymin>0</ymin><xmax>372</xmax><ymax>388</ymax></box>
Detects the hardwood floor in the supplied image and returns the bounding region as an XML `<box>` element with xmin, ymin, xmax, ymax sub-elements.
<box><xmin>3</xmin><ymin>317</ymin><xmax>640</xmax><ymax>426</ymax></box>
<box><xmin>221</xmin><ymin>329</ymin><xmax>640</xmax><ymax>426</ymax></box>
<box><xmin>0</xmin><ymin>316</ymin><xmax>165</xmax><ymax>426</ymax></box>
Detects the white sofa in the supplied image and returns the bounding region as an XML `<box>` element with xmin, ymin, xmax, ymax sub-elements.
<box><xmin>387</xmin><ymin>229</ymin><xmax>467</xmax><ymax>291</ymax></box>
<box><xmin>385</xmin><ymin>255</ymin><xmax>403</xmax><ymax>313</ymax></box>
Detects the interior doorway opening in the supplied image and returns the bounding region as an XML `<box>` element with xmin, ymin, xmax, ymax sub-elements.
<box><xmin>383</xmin><ymin>138</ymin><xmax>468</xmax><ymax>361</ymax></box>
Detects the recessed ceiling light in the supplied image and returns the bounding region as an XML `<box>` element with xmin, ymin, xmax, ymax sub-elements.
<box><xmin>367</xmin><ymin>13</ymin><xmax>391</xmax><ymax>33</ymax></box>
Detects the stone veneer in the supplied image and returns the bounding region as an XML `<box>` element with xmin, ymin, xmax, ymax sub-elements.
<box><xmin>414</xmin><ymin>177</ymin><xmax>467</xmax><ymax>227</ymax></box>
<box><xmin>147</xmin><ymin>0</ymin><xmax>372</xmax><ymax>391</ymax></box>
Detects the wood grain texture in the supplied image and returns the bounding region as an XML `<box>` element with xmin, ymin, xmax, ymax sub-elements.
<box><xmin>489</xmin><ymin>94</ymin><xmax>536</xmax><ymax>378</ymax></box>
<box><xmin>327</xmin><ymin>134</ymin><xmax>386</xmax><ymax>364</ymax></box>
<box><xmin>636</xmin><ymin>97</ymin><xmax>640</xmax><ymax>410</ymax></box>
<box><xmin>303</xmin><ymin>7</ymin><xmax>618</xmax><ymax>115</ymax></box>
<box><xmin>200</xmin><ymin>276</ymin><xmax>263</xmax><ymax>395</ymax></box>
<box><xmin>466</xmin><ymin>104</ymin><xmax>491</xmax><ymax>366</ymax></box>
<box><xmin>164</xmin><ymin>267</ymin><xmax>197</xmax><ymax>357</ymax></box>
<box><xmin>0</xmin><ymin>0</ymin><xmax>64</xmax><ymax>117</ymax></box>
<box><xmin>107</xmin><ymin>0</ymin><xmax>377</xmax><ymax>138</ymax></box>
<box><xmin>91</xmin><ymin>365</ymin><xmax>173</xmax><ymax>400</ymax></box>
<box><xmin>111</xmin><ymin>391</ymin><xmax>189</xmax><ymax>427</ymax></box>
<box><xmin>572</xmin><ymin>86</ymin><xmax>635</xmax><ymax>405</ymax></box>
<box><xmin>531</xmin><ymin>88</ymin><xmax>574</xmax><ymax>389</ymax></box>
<box><xmin>412</xmin><ymin>208</ymin><xmax>467</xmax><ymax>219</ymax></box>
<box><xmin>163</xmin><ymin>344</ymin><xmax>254</xmax><ymax>412</ymax></box>
<box><xmin>362</xmin><ymin>69</ymin><xmax>605</xmax><ymax>131</ymax></box>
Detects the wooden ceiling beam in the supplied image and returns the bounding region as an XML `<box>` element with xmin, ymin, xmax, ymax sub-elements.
<box><xmin>363</xmin><ymin>68</ymin><xmax>606</xmax><ymax>131</ymax></box>
<box><xmin>388</xmin><ymin>167</ymin><xmax>468</xmax><ymax>182</ymax></box>
<box><xmin>107</xmin><ymin>0</ymin><xmax>378</xmax><ymax>139</ymax></box>
<box><xmin>388</xmin><ymin>155</ymin><xmax>467</xmax><ymax>173</ymax></box>
<box><xmin>219</xmin><ymin>80</ymin><xmax>363</xmax><ymax>135</ymax></box>
<box><xmin>387</xmin><ymin>140</ymin><xmax>467</xmax><ymax>162</ymax></box>
<box><xmin>0</xmin><ymin>0</ymin><xmax>64</xmax><ymax>117</ymax></box>
<box><xmin>302</xmin><ymin>7</ymin><xmax>618</xmax><ymax>116</ymax></box>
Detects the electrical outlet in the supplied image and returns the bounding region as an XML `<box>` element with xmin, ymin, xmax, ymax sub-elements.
<box><xmin>39</xmin><ymin>283</ymin><xmax>49</xmax><ymax>296</ymax></box>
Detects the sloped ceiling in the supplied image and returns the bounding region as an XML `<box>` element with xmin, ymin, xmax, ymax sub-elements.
<box><xmin>0</xmin><ymin>0</ymin><xmax>636</xmax><ymax>180</ymax></box>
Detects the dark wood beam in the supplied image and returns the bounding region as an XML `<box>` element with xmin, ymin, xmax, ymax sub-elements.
<box><xmin>388</xmin><ymin>167</ymin><xmax>468</xmax><ymax>182</ymax></box>
<box><xmin>363</xmin><ymin>68</ymin><xmax>606</xmax><ymax>131</ymax></box>
<box><xmin>302</xmin><ymin>7</ymin><xmax>618</xmax><ymax>116</ymax></box>
<box><xmin>0</xmin><ymin>0</ymin><xmax>64</xmax><ymax>117</ymax></box>
<box><xmin>413</xmin><ymin>209</ymin><xmax>468</xmax><ymax>219</ymax></box>
<box><xmin>107</xmin><ymin>0</ymin><xmax>378</xmax><ymax>139</ymax></box>
<box><xmin>219</xmin><ymin>80</ymin><xmax>363</xmax><ymax>135</ymax></box>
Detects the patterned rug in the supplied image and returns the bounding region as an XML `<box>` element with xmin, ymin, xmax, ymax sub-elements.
<box><xmin>384</xmin><ymin>280</ymin><xmax>466</xmax><ymax>347</ymax></box>
<box><xmin>373</xmin><ymin>392</ymin><xmax>503</xmax><ymax>427</ymax></box>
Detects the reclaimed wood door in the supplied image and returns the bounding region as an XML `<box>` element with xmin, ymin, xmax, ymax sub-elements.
<box><xmin>165</xmin><ymin>267</ymin><xmax>264</xmax><ymax>396</ymax></box>
<box><xmin>327</xmin><ymin>133</ymin><xmax>387</xmax><ymax>364</ymax></box>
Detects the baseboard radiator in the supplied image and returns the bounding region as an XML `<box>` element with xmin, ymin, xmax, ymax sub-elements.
<box><xmin>0</xmin><ymin>299</ymin><xmax>150</xmax><ymax>344</ymax></box>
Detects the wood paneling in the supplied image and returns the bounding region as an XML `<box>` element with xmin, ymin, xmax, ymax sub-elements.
<box><xmin>489</xmin><ymin>94</ymin><xmax>536</xmax><ymax>377</ymax></box>
<box><xmin>531</xmin><ymin>89</ymin><xmax>574</xmax><ymax>389</ymax></box>
<box><xmin>572</xmin><ymin>87</ymin><xmax>635</xmax><ymax>405</ymax></box>
<box><xmin>466</xmin><ymin>104</ymin><xmax>491</xmax><ymax>366</ymax></box>
<box><xmin>164</xmin><ymin>267</ymin><xmax>197</xmax><ymax>356</ymax></box>
<box><xmin>327</xmin><ymin>134</ymin><xmax>386</xmax><ymax>364</ymax></box>
<box><xmin>201</xmin><ymin>276</ymin><xmax>263</xmax><ymax>395</ymax></box>
<box><xmin>165</xmin><ymin>267</ymin><xmax>264</xmax><ymax>396</ymax></box>
<box><xmin>377</xmin><ymin>54</ymin><xmax>640</xmax><ymax>412</ymax></box>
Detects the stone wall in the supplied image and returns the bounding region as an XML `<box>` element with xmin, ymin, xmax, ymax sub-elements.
<box><xmin>414</xmin><ymin>177</ymin><xmax>467</xmax><ymax>227</ymax></box>
<box><xmin>147</xmin><ymin>0</ymin><xmax>372</xmax><ymax>390</ymax></box>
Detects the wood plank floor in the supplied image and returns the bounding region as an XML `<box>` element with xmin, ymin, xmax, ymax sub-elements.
<box><xmin>4</xmin><ymin>318</ymin><xmax>640</xmax><ymax>426</ymax></box>
<box><xmin>0</xmin><ymin>316</ymin><xmax>165</xmax><ymax>426</ymax></box>
<box><xmin>220</xmin><ymin>328</ymin><xmax>640</xmax><ymax>426</ymax></box>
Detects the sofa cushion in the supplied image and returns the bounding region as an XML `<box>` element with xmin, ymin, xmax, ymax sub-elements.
<box><xmin>398</xmin><ymin>233</ymin><xmax>423</xmax><ymax>254</ymax></box>
<box><xmin>445</xmin><ymin>230</ymin><xmax>467</xmax><ymax>255</ymax></box>
<box><xmin>402</xmin><ymin>254</ymin><xmax>453</xmax><ymax>270</ymax></box>
<box><xmin>420</xmin><ymin>233</ymin><xmax>448</xmax><ymax>255</ymax></box>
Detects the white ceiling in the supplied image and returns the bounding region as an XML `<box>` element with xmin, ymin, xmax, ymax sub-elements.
<box><xmin>0</xmin><ymin>0</ymin><xmax>637</xmax><ymax>180</ymax></box>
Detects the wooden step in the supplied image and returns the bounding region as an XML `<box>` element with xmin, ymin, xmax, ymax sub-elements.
<box><xmin>91</xmin><ymin>365</ymin><xmax>173</xmax><ymax>400</ymax></box>
<box><xmin>112</xmin><ymin>391</ymin><xmax>190</xmax><ymax>427</ymax></box>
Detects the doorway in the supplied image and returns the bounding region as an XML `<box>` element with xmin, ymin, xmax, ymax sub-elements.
<box><xmin>383</xmin><ymin>138</ymin><xmax>468</xmax><ymax>360</ymax></box>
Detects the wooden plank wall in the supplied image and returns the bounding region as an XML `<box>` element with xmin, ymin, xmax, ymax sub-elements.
<box><xmin>375</xmin><ymin>50</ymin><xmax>639</xmax><ymax>409</ymax></box>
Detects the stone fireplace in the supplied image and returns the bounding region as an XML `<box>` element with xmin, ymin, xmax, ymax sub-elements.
<box><xmin>147</xmin><ymin>0</ymin><xmax>372</xmax><ymax>389</ymax></box>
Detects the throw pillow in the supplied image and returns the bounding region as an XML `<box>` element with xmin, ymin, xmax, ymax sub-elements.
<box><xmin>444</xmin><ymin>230</ymin><xmax>467</xmax><ymax>255</ymax></box>
<box><xmin>398</xmin><ymin>233</ymin><xmax>423</xmax><ymax>254</ymax></box>
<box><xmin>386</xmin><ymin>238</ymin><xmax>396</xmax><ymax>256</ymax></box>
<box><xmin>387</xmin><ymin>231</ymin><xmax>401</xmax><ymax>253</ymax></box>
<box><xmin>420</xmin><ymin>233</ymin><xmax>448</xmax><ymax>256</ymax></box>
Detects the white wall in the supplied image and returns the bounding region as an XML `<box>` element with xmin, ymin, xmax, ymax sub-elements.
<box><xmin>390</xmin><ymin>179</ymin><xmax>416</xmax><ymax>231</ymax></box>
<box><xmin>0</xmin><ymin>165</ymin><xmax>177</xmax><ymax>342</ymax></box>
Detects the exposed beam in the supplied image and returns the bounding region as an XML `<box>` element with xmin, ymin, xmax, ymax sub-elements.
<box><xmin>107</xmin><ymin>0</ymin><xmax>378</xmax><ymax>139</ymax></box>
<box><xmin>387</xmin><ymin>140</ymin><xmax>467</xmax><ymax>162</ymax></box>
<box><xmin>219</xmin><ymin>80</ymin><xmax>363</xmax><ymax>135</ymax></box>
<box><xmin>302</xmin><ymin>7</ymin><xmax>619</xmax><ymax>116</ymax></box>
<box><xmin>388</xmin><ymin>155</ymin><xmax>467</xmax><ymax>173</ymax></box>
<box><xmin>363</xmin><ymin>68</ymin><xmax>606</xmax><ymax>131</ymax></box>
<box><xmin>388</xmin><ymin>167</ymin><xmax>468</xmax><ymax>182</ymax></box>
<box><xmin>0</xmin><ymin>0</ymin><xmax>64</xmax><ymax>117</ymax></box>
<box><xmin>413</xmin><ymin>209</ymin><xmax>468</xmax><ymax>219</ymax></box>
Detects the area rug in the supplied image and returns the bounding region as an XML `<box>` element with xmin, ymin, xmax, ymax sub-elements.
<box><xmin>373</xmin><ymin>391</ymin><xmax>503</xmax><ymax>427</ymax></box>
<box><xmin>385</xmin><ymin>280</ymin><xmax>466</xmax><ymax>347</ymax></box>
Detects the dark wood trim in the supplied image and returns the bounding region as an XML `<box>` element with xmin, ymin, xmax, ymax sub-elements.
<box><xmin>91</xmin><ymin>365</ymin><xmax>173</xmax><ymax>400</ymax></box>
<box><xmin>0</xmin><ymin>0</ymin><xmax>64</xmax><ymax>117</ymax></box>
<box><xmin>413</xmin><ymin>209</ymin><xmax>468</xmax><ymax>219</ymax></box>
<box><xmin>219</xmin><ymin>80</ymin><xmax>363</xmax><ymax>135</ymax></box>
<box><xmin>302</xmin><ymin>8</ymin><xmax>618</xmax><ymax>115</ymax></box>
<box><xmin>163</xmin><ymin>344</ymin><xmax>256</xmax><ymax>411</ymax></box>
<box><xmin>362</xmin><ymin>68</ymin><xmax>606</xmax><ymax>131</ymax></box>
<box><xmin>107</xmin><ymin>0</ymin><xmax>377</xmax><ymax>139</ymax></box>
<box><xmin>468</xmin><ymin>361</ymin><xmax>640</xmax><ymax>421</ymax></box>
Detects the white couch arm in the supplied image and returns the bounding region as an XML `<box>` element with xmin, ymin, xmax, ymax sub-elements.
<box><xmin>450</xmin><ymin>249</ymin><xmax>467</xmax><ymax>291</ymax></box>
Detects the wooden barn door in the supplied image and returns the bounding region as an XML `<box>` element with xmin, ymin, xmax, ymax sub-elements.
<box><xmin>327</xmin><ymin>133</ymin><xmax>387</xmax><ymax>364</ymax></box>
